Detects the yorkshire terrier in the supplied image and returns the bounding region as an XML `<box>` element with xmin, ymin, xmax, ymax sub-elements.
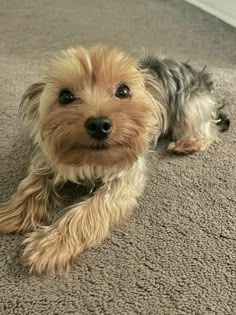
<box><xmin>0</xmin><ymin>46</ymin><xmax>230</xmax><ymax>275</ymax></box>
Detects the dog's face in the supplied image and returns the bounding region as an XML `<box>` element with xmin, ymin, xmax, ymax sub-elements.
<box><xmin>22</xmin><ymin>46</ymin><xmax>158</xmax><ymax>169</ymax></box>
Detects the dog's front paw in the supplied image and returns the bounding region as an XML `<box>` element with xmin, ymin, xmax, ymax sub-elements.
<box><xmin>0</xmin><ymin>202</ymin><xmax>27</xmax><ymax>233</ymax></box>
<box><xmin>22</xmin><ymin>227</ymin><xmax>77</xmax><ymax>276</ymax></box>
<box><xmin>0</xmin><ymin>197</ymin><xmax>48</xmax><ymax>233</ymax></box>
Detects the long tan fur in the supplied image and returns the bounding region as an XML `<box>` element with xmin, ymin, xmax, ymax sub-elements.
<box><xmin>22</xmin><ymin>158</ymin><xmax>146</xmax><ymax>275</ymax></box>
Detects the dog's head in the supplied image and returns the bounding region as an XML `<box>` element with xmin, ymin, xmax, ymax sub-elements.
<box><xmin>20</xmin><ymin>46</ymin><xmax>161</xmax><ymax>169</ymax></box>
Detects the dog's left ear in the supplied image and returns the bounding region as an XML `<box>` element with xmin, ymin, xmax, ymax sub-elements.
<box><xmin>19</xmin><ymin>82</ymin><xmax>45</xmax><ymax>126</ymax></box>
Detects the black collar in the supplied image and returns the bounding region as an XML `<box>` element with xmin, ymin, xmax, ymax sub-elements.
<box><xmin>57</xmin><ymin>179</ymin><xmax>103</xmax><ymax>201</ymax></box>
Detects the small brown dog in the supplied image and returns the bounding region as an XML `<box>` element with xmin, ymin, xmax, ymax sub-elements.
<box><xmin>0</xmin><ymin>46</ymin><xmax>229</xmax><ymax>275</ymax></box>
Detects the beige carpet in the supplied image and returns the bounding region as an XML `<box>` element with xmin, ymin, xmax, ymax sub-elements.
<box><xmin>0</xmin><ymin>0</ymin><xmax>236</xmax><ymax>314</ymax></box>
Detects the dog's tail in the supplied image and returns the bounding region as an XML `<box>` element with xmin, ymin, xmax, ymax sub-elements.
<box><xmin>216</xmin><ymin>112</ymin><xmax>230</xmax><ymax>132</ymax></box>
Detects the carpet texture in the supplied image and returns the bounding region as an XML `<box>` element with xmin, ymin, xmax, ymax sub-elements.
<box><xmin>0</xmin><ymin>0</ymin><xmax>236</xmax><ymax>314</ymax></box>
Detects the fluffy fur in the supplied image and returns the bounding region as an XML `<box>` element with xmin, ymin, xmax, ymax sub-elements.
<box><xmin>0</xmin><ymin>46</ymin><xmax>230</xmax><ymax>275</ymax></box>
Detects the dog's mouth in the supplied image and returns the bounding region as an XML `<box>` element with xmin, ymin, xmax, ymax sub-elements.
<box><xmin>56</xmin><ymin>138</ymin><xmax>141</xmax><ymax>167</ymax></box>
<box><xmin>90</xmin><ymin>142</ymin><xmax>110</xmax><ymax>150</ymax></box>
<box><xmin>67</xmin><ymin>141</ymin><xmax>112</xmax><ymax>153</ymax></box>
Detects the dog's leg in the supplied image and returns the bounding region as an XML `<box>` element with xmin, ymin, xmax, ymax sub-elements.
<box><xmin>167</xmin><ymin>92</ymin><xmax>221</xmax><ymax>154</ymax></box>
<box><xmin>0</xmin><ymin>156</ymin><xmax>56</xmax><ymax>232</ymax></box>
<box><xmin>22</xmin><ymin>163</ymin><xmax>145</xmax><ymax>275</ymax></box>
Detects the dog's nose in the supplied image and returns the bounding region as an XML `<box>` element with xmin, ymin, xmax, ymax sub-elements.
<box><xmin>85</xmin><ymin>117</ymin><xmax>113</xmax><ymax>140</ymax></box>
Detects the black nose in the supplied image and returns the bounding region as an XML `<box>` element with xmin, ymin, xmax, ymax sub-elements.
<box><xmin>85</xmin><ymin>117</ymin><xmax>113</xmax><ymax>140</ymax></box>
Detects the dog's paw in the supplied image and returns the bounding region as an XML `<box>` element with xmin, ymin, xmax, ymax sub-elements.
<box><xmin>0</xmin><ymin>198</ymin><xmax>48</xmax><ymax>233</ymax></box>
<box><xmin>0</xmin><ymin>203</ymin><xmax>26</xmax><ymax>233</ymax></box>
<box><xmin>22</xmin><ymin>227</ymin><xmax>76</xmax><ymax>276</ymax></box>
<box><xmin>167</xmin><ymin>139</ymin><xmax>204</xmax><ymax>154</ymax></box>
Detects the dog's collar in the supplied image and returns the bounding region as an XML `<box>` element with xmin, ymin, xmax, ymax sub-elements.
<box><xmin>58</xmin><ymin>179</ymin><xmax>104</xmax><ymax>201</ymax></box>
<box><xmin>80</xmin><ymin>179</ymin><xmax>103</xmax><ymax>197</ymax></box>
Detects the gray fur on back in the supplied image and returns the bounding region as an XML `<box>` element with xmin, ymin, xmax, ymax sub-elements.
<box><xmin>139</xmin><ymin>55</ymin><xmax>214</xmax><ymax>124</ymax></box>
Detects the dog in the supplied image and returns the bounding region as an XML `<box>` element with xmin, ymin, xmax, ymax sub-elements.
<box><xmin>0</xmin><ymin>46</ymin><xmax>230</xmax><ymax>275</ymax></box>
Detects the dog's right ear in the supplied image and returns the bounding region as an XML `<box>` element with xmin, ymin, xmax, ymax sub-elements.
<box><xmin>19</xmin><ymin>82</ymin><xmax>45</xmax><ymax>127</ymax></box>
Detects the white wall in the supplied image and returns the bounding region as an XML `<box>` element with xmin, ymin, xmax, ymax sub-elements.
<box><xmin>185</xmin><ymin>0</ymin><xmax>236</xmax><ymax>27</ymax></box>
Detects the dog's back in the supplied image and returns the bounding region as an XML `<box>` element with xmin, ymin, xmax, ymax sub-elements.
<box><xmin>140</xmin><ymin>55</ymin><xmax>230</xmax><ymax>153</ymax></box>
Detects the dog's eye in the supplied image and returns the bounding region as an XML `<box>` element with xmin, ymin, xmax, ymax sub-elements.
<box><xmin>59</xmin><ymin>89</ymin><xmax>76</xmax><ymax>105</ymax></box>
<box><xmin>115</xmin><ymin>85</ymin><xmax>130</xmax><ymax>99</ymax></box>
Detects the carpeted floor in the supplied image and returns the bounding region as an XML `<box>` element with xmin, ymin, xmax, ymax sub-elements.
<box><xmin>0</xmin><ymin>0</ymin><xmax>236</xmax><ymax>314</ymax></box>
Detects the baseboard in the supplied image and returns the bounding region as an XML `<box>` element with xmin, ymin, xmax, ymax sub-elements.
<box><xmin>185</xmin><ymin>0</ymin><xmax>236</xmax><ymax>28</ymax></box>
